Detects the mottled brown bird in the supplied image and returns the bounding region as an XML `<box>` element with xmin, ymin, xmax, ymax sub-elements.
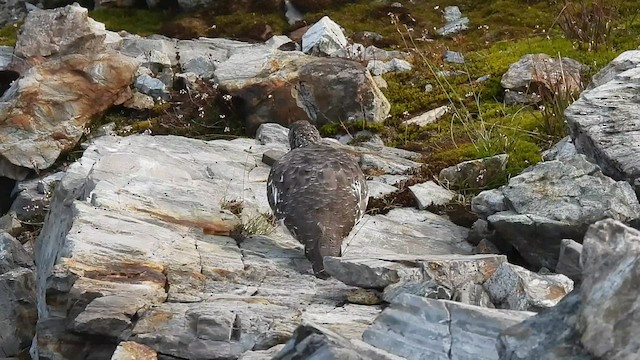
<box><xmin>267</xmin><ymin>120</ymin><xmax>369</xmax><ymax>278</ymax></box>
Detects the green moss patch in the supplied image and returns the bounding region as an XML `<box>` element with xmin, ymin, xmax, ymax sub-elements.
<box><xmin>89</xmin><ymin>8</ymin><xmax>173</xmax><ymax>36</ymax></box>
<box><xmin>0</xmin><ymin>22</ymin><xmax>21</xmax><ymax>46</ymax></box>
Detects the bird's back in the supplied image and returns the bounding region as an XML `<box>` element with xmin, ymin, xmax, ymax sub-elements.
<box><xmin>267</xmin><ymin>144</ymin><xmax>368</xmax><ymax>253</ymax></box>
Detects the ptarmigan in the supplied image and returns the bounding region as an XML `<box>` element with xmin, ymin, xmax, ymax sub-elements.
<box><xmin>266</xmin><ymin>120</ymin><xmax>369</xmax><ymax>278</ymax></box>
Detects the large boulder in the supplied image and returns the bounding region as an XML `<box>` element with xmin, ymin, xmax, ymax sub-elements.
<box><xmin>497</xmin><ymin>219</ymin><xmax>640</xmax><ymax>359</ymax></box>
<box><xmin>565</xmin><ymin>51</ymin><xmax>640</xmax><ymax>197</ymax></box>
<box><xmin>214</xmin><ymin>48</ymin><xmax>390</xmax><ymax>134</ymax></box>
<box><xmin>13</xmin><ymin>4</ymin><xmax>119</xmax><ymax>65</ymax></box>
<box><xmin>471</xmin><ymin>155</ymin><xmax>640</xmax><ymax>270</ymax></box>
<box><xmin>0</xmin><ymin>52</ymin><xmax>138</xmax><ymax>179</ymax></box>
<box><xmin>501</xmin><ymin>54</ymin><xmax>585</xmax><ymax>104</ymax></box>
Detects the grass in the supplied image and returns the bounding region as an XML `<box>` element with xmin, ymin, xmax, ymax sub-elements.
<box><xmin>0</xmin><ymin>22</ymin><xmax>21</xmax><ymax>46</ymax></box>
<box><xmin>89</xmin><ymin>9</ymin><xmax>173</xmax><ymax>36</ymax></box>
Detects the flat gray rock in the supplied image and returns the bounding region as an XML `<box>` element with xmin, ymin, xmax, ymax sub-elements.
<box><xmin>409</xmin><ymin>181</ymin><xmax>454</xmax><ymax>209</ymax></box>
<box><xmin>363</xmin><ymin>293</ymin><xmax>534</xmax><ymax>360</ymax></box>
<box><xmin>555</xmin><ymin>239</ymin><xmax>582</xmax><ymax>282</ymax></box>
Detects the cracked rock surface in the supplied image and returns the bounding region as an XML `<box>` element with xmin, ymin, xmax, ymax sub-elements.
<box><xmin>33</xmin><ymin>128</ymin><xmax>470</xmax><ymax>359</ymax></box>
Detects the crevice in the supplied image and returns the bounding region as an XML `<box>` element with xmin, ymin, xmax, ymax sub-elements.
<box><xmin>194</xmin><ymin>238</ymin><xmax>204</xmax><ymax>275</ymax></box>
<box><xmin>444</xmin><ymin>303</ymin><xmax>453</xmax><ymax>360</ymax></box>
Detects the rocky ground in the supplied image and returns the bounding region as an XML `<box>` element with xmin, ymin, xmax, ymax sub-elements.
<box><xmin>1</xmin><ymin>1</ymin><xmax>640</xmax><ymax>360</ymax></box>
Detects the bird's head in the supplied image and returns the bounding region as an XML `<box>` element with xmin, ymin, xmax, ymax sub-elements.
<box><xmin>288</xmin><ymin>120</ymin><xmax>322</xmax><ymax>149</ymax></box>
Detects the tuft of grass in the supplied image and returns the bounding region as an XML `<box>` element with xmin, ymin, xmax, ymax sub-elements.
<box><xmin>230</xmin><ymin>211</ymin><xmax>277</xmax><ymax>242</ymax></box>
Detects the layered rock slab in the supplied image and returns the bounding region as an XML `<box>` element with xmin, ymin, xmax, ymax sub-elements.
<box><xmin>33</xmin><ymin>133</ymin><xmax>461</xmax><ymax>359</ymax></box>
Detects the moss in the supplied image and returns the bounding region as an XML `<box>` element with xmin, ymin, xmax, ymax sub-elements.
<box><xmin>0</xmin><ymin>22</ymin><xmax>21</xmax><ymax>46</ymax></box>
<box><xmin>318</xmin><ymin>119</ymin><xmax>384</xmax><ymax>137</ymax></box>
<box><xmin>89</xmin><ymin>9</ymin><xmax>173</xmax><ymax>36</ymax></box>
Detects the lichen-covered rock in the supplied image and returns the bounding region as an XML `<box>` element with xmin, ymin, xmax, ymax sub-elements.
<box><xmin>439</xmin><ymin>154</ymin><xmax>509</xmax><ymax>190</ymax></box>
<box><xmin>0</xmin><ymin>52</ymin><xmax>138</xmax><ymax>179</ymax></box>
<box><xmin>501</xmin><ymin>54</ymin><xmax>585</xmax><ymax>104</ymax></box>
<box><xmin>565</xmin><ymin>53</ymin><xmax>640</xmax><ymax>197</ymax></box>
<box><xmin>214</xmin><ymin>49</ymin><xmax>390</xmax><ymax>134</ymax></box>
<box><xmin>111</xmin><ymin>341</ymin><xmax>158</xmax><ymax>360</ymax></box>
<box><xmin>14</xmin><ymin>4</ymin><xmax>114</xmax><ymax>64</ymax></box>
<box><xmin>471</xmin><ymin>155</ymin><xmax>640</xmax><ymax>269</ymax></box>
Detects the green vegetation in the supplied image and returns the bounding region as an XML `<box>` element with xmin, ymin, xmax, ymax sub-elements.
<box><xmin>0</xmin><ymin>22</ymin><xmax>21</xmax><ymax>46</ymax></box>
<box><xmin>89</xmin><ymin>8</ymin><xmax>173</xmax><ymax>36</ymax></box>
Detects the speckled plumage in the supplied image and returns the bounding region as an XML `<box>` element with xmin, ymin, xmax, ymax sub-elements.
<box><xmin>267</xmin><ymin>120</ymin><xmax>369</xmax><ymax>278</ymax></box>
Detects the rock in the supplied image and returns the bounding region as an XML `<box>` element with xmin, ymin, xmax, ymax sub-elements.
<box><xmin>497</xmin><ymin>292</ymin><xmax>590</xmax><ymax>360</ymax></box>
<box><xmin>346</xmin><ymin>289</ymin><xmax>382</xmax><ymax>305</ymax></box>
<box><xmin>340</xmin><ymin>208</ymin><xmax>472</xmax><ymax>259</ymax></box>
<box><xmin>578</xmin><ymin>218</ymin><xmax>640</xmax><ymax>358</ymax></box>
<box><xmin>444</xmin><ymin>50</ymin><xmax>465</xmax><ymax>64</ymax></box>
<box><xmin>404</xmin><ymin>105</ymin><xmax>449</xmax><ymax>126</ymax></box>
<box><xmin>0</xmin><ymin>52</ymin><xmax>137</xmax><ymax>179</ymax></box>
<box><xmin>301</xmin><ymin>16</ymin><xmax>347</xmax><ymax>56</ymax></box>
<box><xmin>366</xmin><ymin>180</ymin><xmax>397</xmax><ymax>199</ymax></box>
<box><xmin>471</xmin><ymin>155</ymin><xmax>640</xmax><ymax>269</ymax></box>
<box><xmin>498</xmin><ymin>219</ymin><xmax>640</xmax><ymax>359</ymax></box>
<box><xmin>473</xmin><ymin>238</ymin><xmax>501</xmax><ymax>255</ymax></box>
<box><xmin>565</xmin><ymin>55</ymin><xmax>640</xmax><ymax>197</ymax></box>
<box><xmin>588</xmin><ymin>49</ymin><xmax>640</xmax><ymax>89</ymax></box>
<box><xmin>408</xmin><ymin>181</ymin><xmax>454</xmax><ymax>209</ymax></box>
<box><xmin>439</xmin><ymin>154</ymin><xmax>509</xmax><ymax>190</ymax></box>
<box><xmin>111</xmin><ymin>341</ymin><xmax>158</xmax><ymax>360</ymax></box>
<box><xmin>10</xmin><ymin>172</ymin><xmax>63</xmax><ymax>220</ymax></box>
<box><xmin>0</xmin><ymin>1</ymin><xmax>30</xmax><ymax>28</ymax></box>
<box><xmin>541</xmin><ymin>136</ymin><xmax>577</xmax><ymax>161</ymax></box>
<box><xmin>367</xmin><ymin>58</ymin><xmax>412</xmax><ymax>76</ymax></box>
<box><xmin>1</xmin><ymin>45</ymin><xmax>15</xmax><ymax>70</ymax></box>
<box><xmin>123</xmin><ymin>91</ymin><xmax>155</xmax><ymax>110</ymax></box>
<box><xmin>467</xmin><ymin>219</ymin><xmax>494</xmax><ymax>246</ymax></box>
<box><xmin>436</xmin><ymin>6</ymin><xmax>470</xmax><ymax>36</ymax></box>
<box><xmin>240</xmin><ymin>344</ymin><xmax>286</xmax><ymax>360</ymax></box>
<box><xmin>262</xmin><ymin>149</ymin><xmax>285</xmax><ymax>166</ymax></box>
<box><xmin>134</xmin><ymin>74</ymin><xmax>169</xmax><ymax>100</ymax></box>
<box><xmin>274</xmin><ymin>323</ymin><xmax>403</xmax><ymax>360</ymax></box>
<box><xmin>255</xmin><ymin>122</ymin><xmax>290</xmax><ymax>146</ymax></box>
<box><xmin>357</xmin><ymin>147</ymin><xmax>421</xmax><ymax>175</ymax></box>
<box><xmin>31</xmin><ymin>134</ymin><xmax>455</xmax><ymax>359</ymax></box>
<box><xmin>14</xmin><ymin>4</ymin><xmax>112</xmax><ymax>63</ymax></box>
<box><xmin>483</xmin><ymin>263</ymin><xmax>573</xmax><ymax>312</ymax></box>
<box><xmin>325</xmin><ymin>254</ymin><xmax>505</xmax><ymax>298</ymax></box>
<box><xmin>363</xmin><ymin>293</ymin><xmax>534</xmax><ymax>360</ymax></box>
<box><xmin>332</xmin><ymin>44</ymin><xmax>408</xmax><ymax>62</ymax></box>
<box><xmin>0</xmin><ymin>231</ymin><xmax>33</xmax><ymax>272</ymax></box>
<box><xmin>0</xmin><ymin>232</ymin><xmax>35</xmax><ymax>358</ymax></box>
<box><xmin>555</xmin><ymin>239</ymin><xmax>582</xmax><ymax>282</ymax></box>
<box><xmin>501</xmin><ymin>54</ymin><xmax>586</xmax><ymax>104</ymax></box>
<box><xmin>214</xmin><ymin>49</ymin><xmax>390</xmax><ymax>134</ymax></box>
<box><xmin>0</xmin><ymin>212</ymin><xmax>21</xmax><ymax>237</ymax></box>
<box><xmin>266</xmin><ymin>35</ymin><xmax>295</xmax><ymax>49</ymax></box>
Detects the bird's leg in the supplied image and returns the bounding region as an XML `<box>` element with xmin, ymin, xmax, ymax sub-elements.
<box><xmin>304</xmin><ymin>244</ymin><xmax>330</xmax><ymax>279</ymax></box>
